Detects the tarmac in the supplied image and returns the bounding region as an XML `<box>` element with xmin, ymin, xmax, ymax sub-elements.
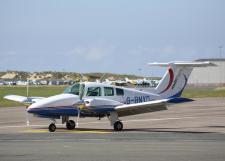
<box><xmin>0</xmin><ymin>97</ymin><xmax>225</xmax><ymax>161</ymax></box>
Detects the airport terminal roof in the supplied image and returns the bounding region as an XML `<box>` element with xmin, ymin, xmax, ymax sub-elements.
<box><xmin>195</xmin><ymin>58</ymin><xmax>225</xmax><ymax>62</ymax></box>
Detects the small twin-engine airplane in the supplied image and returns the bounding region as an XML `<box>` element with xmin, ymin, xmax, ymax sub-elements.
<box><xmin>4</xmin><ymin>61</ymin><xmax>215</xmax><ymax>132</ymax></box>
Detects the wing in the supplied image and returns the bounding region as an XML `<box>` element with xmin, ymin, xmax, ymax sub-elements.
<box><xmin>115</xmin><ymin>99</ymin><xmax>168</xmax><ymax>117</ymax></box>
<box><xmin>4</xmin><ymin>95</ymin><xmax>45</xmax><ymax>105</ymax></box>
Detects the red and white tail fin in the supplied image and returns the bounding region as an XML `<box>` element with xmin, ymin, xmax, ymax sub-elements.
<box><xmin>148</xmin><ymin>61</ymin><xmax>216</xmax><ymax>99</ymax></box>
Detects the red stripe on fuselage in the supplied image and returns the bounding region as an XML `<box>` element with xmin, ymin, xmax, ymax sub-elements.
<box><xmin>159</xmin><ymin>68</ymin><xmax>174</xmax><ymax>94</ymax></box>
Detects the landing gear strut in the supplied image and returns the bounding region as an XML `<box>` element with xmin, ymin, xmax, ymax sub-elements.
<box><xmin>66</xmin><ymin>120</ymin><xmax>76</xmax><ymax>130</ymax></box>
<box><xmin>113</xmin><ymin>121</ymin><xmax>123</xmax><ymax>131</ymax></box>
<box><xmin>49</xmin><ymin>123</ymin><xmax>56</xmax><ymax>132</ymax></box>
<box><xmin>108</xmin><ymin>112</ymin><xmax>124</xmax><ymax>131</ymax></box>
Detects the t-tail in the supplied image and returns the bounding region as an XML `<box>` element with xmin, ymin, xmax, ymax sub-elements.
<box><xmin>149</xmin><ymin>61</ymin><xmax>216</xmax><ymax>99</ymax></box>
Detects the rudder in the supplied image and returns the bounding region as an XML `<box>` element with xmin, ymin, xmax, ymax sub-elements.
<box><xmin>148</xmin><ymin>61</ymin><xmax>216</xmax><ymax>99</ymax></box>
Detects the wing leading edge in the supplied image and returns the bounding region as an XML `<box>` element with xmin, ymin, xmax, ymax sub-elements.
<box><xmin>4</xmin><ymin>95</ymin><xmax>44</xmax><ymax>104</ymax></box>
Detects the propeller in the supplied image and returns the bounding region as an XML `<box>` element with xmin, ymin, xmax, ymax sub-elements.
<box><xmin>26</xmin><ymin>79</ymin><xmax>30</xmax><ymax>126</ymax></box>
<box><xmin>75</xmin><ymin>74</ymin><xmax>85</xmax><ymax>127</ymax></box>
<box><xmin>99</xmin><ymin>73</ymin><xmax>106</xmax><ymax>83</ymax></box>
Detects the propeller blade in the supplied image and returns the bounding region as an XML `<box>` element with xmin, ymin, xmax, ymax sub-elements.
<box><xmin>79</xmin><ymin>74</ymin><xmax>84</xmax><ymax>100</ymax></box>
<box><xmin>26</xmin><ymin>79</ymin><xmax>29</xmax><ymax>98</ymax></box>
<box><xmin>76</xmin><ymin>108</ymin><xmax>80</xmax><ymax>127</ymax></box>
<box><xmin>26</xmin><ymin>111</ymin><xmax>30</xmax><ymax>126</ymax></box>
<box><xmin>99</xmin><ymin>73</ymin><xmax>106</xmax><ymax>83</ymax></box>
<box><xmin>75</xmin><ymin>73</ymin><xmax>85</xmax><ymax>128</ymax></box>
<box><xmin>26</xmin><ymin>80</ymin><xmax>30</xmax><ymax>126</ymax></box>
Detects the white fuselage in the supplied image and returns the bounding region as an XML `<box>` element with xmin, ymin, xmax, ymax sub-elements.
<box><xmin>81</xmin><ymin>82</ymin><xmax>161</xmax><ymax>104</ymax></box>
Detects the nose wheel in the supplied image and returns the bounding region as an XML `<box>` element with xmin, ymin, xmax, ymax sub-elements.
<box><xmin>113</xmin><ymin>121</ymin><xmax>123</xmax><ymax>131</ymax></box>
<box><xmin>48</xmin><ymin>123</ymin><xmax>56</xmax><ymax>132</ymax></box>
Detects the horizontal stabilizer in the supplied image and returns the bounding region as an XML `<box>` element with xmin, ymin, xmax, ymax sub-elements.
<box><xmin>148</xmin><ymin>61</ymin><xmax>216</xmax><ymax>67</ymax></box>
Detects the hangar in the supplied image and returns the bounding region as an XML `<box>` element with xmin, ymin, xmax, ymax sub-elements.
<box><xmin>188</xmin><ymin>58</ymin><xmax>225</xmax><ymax>87</ymax></box>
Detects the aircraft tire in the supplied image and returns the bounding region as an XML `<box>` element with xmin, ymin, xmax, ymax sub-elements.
<box><xmin>113</xmin><ymin>121</ymin><xmax>123</xmax><ymax>131</ymax></box>
<box><xmin>66</xmin><ymin>120</ymin><xmax>76</xmax><ymax>130</ymax></box>
<box><xmin>49</xmin><ymin>123</ymin><xmax>56</xmax><ymax>132</ymax></box>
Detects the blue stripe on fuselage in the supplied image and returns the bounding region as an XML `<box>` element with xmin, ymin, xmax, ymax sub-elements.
<box><xmin>28</xmin><ymin>106</ymin><xmax>78</xmax><ymax>116</ymax></box>
<box><xmin>27</xmin><ymin>105</ymin><xmax>116</xmax><ymax>117</ymax></box>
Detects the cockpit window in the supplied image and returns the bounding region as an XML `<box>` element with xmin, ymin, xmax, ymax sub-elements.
<box><xmin>63</xmin><ymin>83</ymin><xmax>80</xmax><ymax>95</ymax></box>
<box><xmin>86</xmin><ymin>87</ymin><xmax>101</xmax><ymax>96</ymax></box>
<box><xmin>104</xmin><ymin>87</ymin><xmax>114</xmax><ymax>96</ymax></box>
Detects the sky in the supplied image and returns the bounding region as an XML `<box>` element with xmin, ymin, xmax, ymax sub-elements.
<box><xmin>0</xmin><ymin>0</ymin><xmax>225</xmax><ymax>76</ymax></box>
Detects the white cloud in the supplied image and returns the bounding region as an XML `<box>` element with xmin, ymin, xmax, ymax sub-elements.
<box><xmin>67</xmin><ymin>44</ymin><xmax>114</xmax><ymax>61</ymax></box>
<box><xmin>0</xmin><ymin>50</ymin><xmax>17</xmax><ymax>56</ymax></box>
<box><xmin>128</xmin><ymin>45</ymin><xmax>198</xmax><ymax>61</ymax></box>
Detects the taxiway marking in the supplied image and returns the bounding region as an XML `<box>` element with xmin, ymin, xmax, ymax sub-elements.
<box><xmin>24</xmin><ymin>129</ymin><xmax>112</xmax><ymax>134</ymax></box>
<box><xmin>0</xmin><ymin>116</ymin><xmax>198</xmax><ymax>129</ymax></box>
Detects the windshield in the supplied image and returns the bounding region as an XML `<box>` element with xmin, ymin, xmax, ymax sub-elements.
<box><xmin>64</xmin><ymin>83</ymin><xmax>80</xmax><ymax>95</ymax></box>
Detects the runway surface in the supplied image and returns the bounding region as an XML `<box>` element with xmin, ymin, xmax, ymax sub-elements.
<box><xmin>0</xmin><ymin>97</ymin><xmax>225</xmax><ymax>161</ymax></box>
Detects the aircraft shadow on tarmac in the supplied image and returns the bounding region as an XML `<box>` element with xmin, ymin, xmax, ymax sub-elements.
<box><xmin>206</xmin><ymin>125</ymin><xmax>225</xmax><ymax>128</ymax></box>
<box><xmin>122</xmin><ymin>128</ymin><xmax>214</xmax><ymax>134</ymax></box>
<box><xmin>168</xmin><ymin>97</ymin><xmax>194</xmax><ymax>103</ymax></box>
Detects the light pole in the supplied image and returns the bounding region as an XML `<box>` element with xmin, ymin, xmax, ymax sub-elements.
<box><xmin>138</xmin><ymin>68</ymin><xmax>142</xmax><ymax>78</ymax></box>
<box><xmin>218</xmin><ymin>46</ymin><xmax>223</xmax><ymax>87</ymax></box>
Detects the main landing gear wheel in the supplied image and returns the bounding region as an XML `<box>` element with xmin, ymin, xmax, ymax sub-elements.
<box><xmin>113</xmin><ymin>121</ymin><xmax>123</xmax><ymax>131</ymax></box>
<box><xmin>49</xmin><ymin>123</ymin><xmax>56</xmax><ymax>132</ymax></box>
<box><xmin>66</xmin><ymin>120</ymin><xmax>76</xmax><ymax>130</ymax></box>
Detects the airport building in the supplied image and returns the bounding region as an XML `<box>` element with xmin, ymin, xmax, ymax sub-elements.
<box><xmin>188</xmin><ymin>58</ymin><xmax>225</xmax><ymax>87</ymax></box>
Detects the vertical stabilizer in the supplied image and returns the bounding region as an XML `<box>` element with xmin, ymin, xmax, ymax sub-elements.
<box><xmin>148</xmin><ymin>61</ymin><xmax>216</xmax><ymax>99</ymax></box>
